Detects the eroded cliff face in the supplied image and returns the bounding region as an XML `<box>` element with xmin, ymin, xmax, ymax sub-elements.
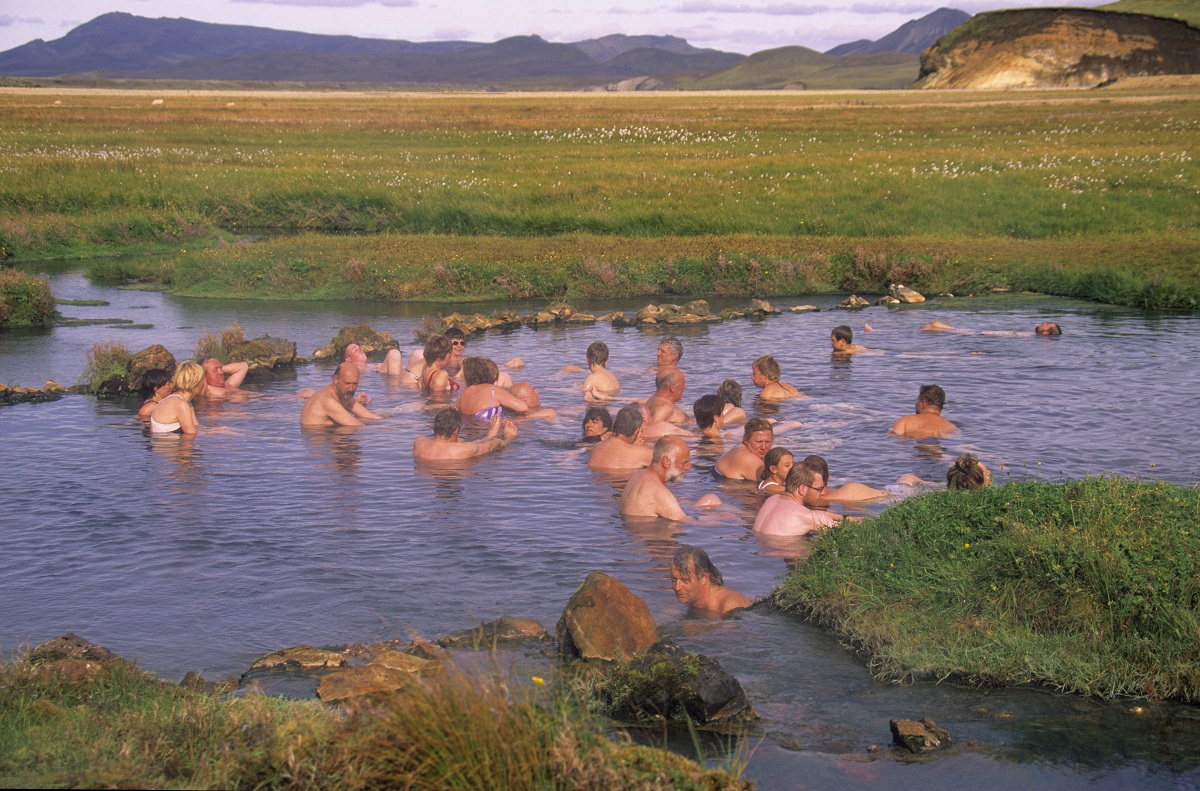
<box><xmin>917</xmin><ymin>8</ymin><xmax>1200</xmax><ymax>89</ymax></box>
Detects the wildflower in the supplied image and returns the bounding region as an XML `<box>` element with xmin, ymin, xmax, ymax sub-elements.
<box><xmin>531</xmin><ymin>676</ymin><xmax>545</xmax><ymax>685</ymax></box>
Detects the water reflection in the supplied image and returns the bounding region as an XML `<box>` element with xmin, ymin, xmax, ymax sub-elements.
<box><xmin>302</xmin><ymin>428</ymin><xmax>363</xmax><ymax>479</ymax></box>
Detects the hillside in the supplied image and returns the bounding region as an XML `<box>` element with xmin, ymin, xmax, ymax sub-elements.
<box><xmin>1098</xmin><ymin>0</ymin><xmax>1200</xmax><ymax>27</ymax></box>
<box><xmin>826</xmin><ymin>7</ymin><xmax>971</xmax><ymax>55</ymax></box>
<box><xmin>678</xmin><ymin>47</ymin><xmax>919</xmax><ymax>90</ymax></box>
<box><xmin>919</xmin><ymin>7</ymin><xmax>1200</xmax><ymax>88</ymax></box>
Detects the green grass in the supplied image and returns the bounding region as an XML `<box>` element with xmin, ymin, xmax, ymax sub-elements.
<box><xmin>79</xmin><ymin>339</ymin><xmax>133</xmax><ymax>393</ymax></box>
<box><xmin>0</xmin><ymin>655</ymin><xmax>751</xmax><ymax>789</ymax></box>
<box><xmin>1099</xmin><ymin>0</ymin><xmax>1200</xmax><ymax>27</ymax></box>
<box><xmin>771</xmin><ymin>478</ymin><xmax>1200</xmax><ymax>701</ymax></box>
<box><xmin>0</xmin><ymin>267</ymin><xmax>56</xmax><ymax>327</ymax></box>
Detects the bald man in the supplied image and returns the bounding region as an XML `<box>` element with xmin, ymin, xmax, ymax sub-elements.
<box><xmin>299</xmin><ymin>362</ymin><xmax>383</xmax><ymax>427</ymax></box>
<box><xmin>619</xmin><ymin>436</ymin><xmax>693</xmax><ymax>520</ymax></box>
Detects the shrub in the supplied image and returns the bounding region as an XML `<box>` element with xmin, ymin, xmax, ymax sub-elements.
<box><xmin>80</xmin><ymin>339</ymin><xmax>132</xmax><ymax>394</ymax></box>
<box><xmin>0</xmin><ymin>268</ymin><xmax>56</xmax><ymax>327</ymax></box>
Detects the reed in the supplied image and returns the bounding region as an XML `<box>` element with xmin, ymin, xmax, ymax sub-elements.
<box><xmin>771</xmin><ymin>478</ymin><xmax>1200</xmax><ymax>701</ymax></box>
<box><xmin>79</xmin><ymin>338</ymin><xmax>132</xmax><ymax>393</ymax></box>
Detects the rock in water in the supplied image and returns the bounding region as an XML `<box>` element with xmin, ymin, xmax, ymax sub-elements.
<box><xmin>436</xmin><ymin>616</ymin><xmax>550</xmax><ymax>649</ymax></box>
<box><xmin>889</xmin><ymin>283</ymin><xmax>925</xmax><ymax>303</ymax></box>
<box><xmin>249</xmin><ymin>645</ymin><xmax>346</xmax><ymax>671</ymax></box>
<box><xmin>890</xmin><ymin>717</ymin><xmax>952</xmax><ymax>753</ymax></box>
<box><xmin>30</xmin><ymin>634</ymin><xmax>120</xmax><ymax>664</ymax></box>
<box><xmin>611</xmin><ymin>639</ymin><xmax>753</xmax><ymax>725</ymax></box>
<box><xmin>129</xmin><ymin>344</ymin><xmax>177</xmax><ymax>385</ymax></box>
<box><xmin>837</xmin><ymin>295</ymin><xmax>870</xmax><ymax>310</ymax></box>
<box><xmin>557</xmin><ymin>571</ymin><xmax>657</xmax><ymax>660</ymax></box>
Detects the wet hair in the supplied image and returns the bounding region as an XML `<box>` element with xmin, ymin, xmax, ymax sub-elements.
<box><xmin>918</xmin><ymin>384</ymin><xmax>946</xmax><ymax>410</ymax></box>
<box><xmin>784</xmin><ymin>463</ymin><xmax>818</xmax><ymax>494</ymax></box>
<box><xmin>461</xmin><ymin>356</ymin><xmax>497</xmax><ymax>387</ymax></box>
<box><xmin>655</xmin><ymin>370</ymin><xmax>680</xmax><ymax>392</ymax></box>
<box><xmin>743</xmin><ymin>417</ymin><xmax>773</xmax><ymax>441</ymax></box>
<box><xmin>586</xmin><ymin>341</ymin><xmax>609</xmax><ymax>367</ymax></box>
<box><xmin>659</xmin><ymin>337</ymin><xmax>683</xmax><ymax>361</ymax></box>
<box><xmin>947</xmin><ymin>454</ymin><xmax>990</xmax><ymax>490</ymax></box>
<box><xmin>800</xmin><ymin>454</ymin><xmax>830</xmax><ymax>483</ymax></box>
<box><xmin>693</xmin><ymin>394</ymin><xmax>723</xmax><ymax>430</ymax></box>
<box><xmin>759</xmin><ymin>447</ymin><xmax>794</xmax><ymax>482</ymax></box>
<box><xmin>832</xmin><ymin>325</ymin><xmax>853</xmax><ymax>344</ymax></box>
<box><xmin>139</xmin><ymin>368</ymin><xmax>171</xmax><ymax>398</ymax></box>
<box><xmin>613</xmin><ymin>404</ymin><xmax>644</xmax><ymax>437</ymax></box>
<box><xmin>423</xmin><ymin>334</ymin><xmax>452</xmax><ymax>364</ymax></box>
<box><xmin>717</xmin><ymin>379</ymin><xmax>743</xmax><ymax>408</ymax></box>
<box><xmin>651</xmin><ymin>436</ymin><xmax>684</xmax><ymax>465</ymax></box>
<box><xmin>672</xmin><ymin>545</ymin><xmax>724</xmax><ymax>587</ymax></box>
<box><xmin>753</xmin><ymin>355</ymin><xmax>781</xmax><ymax>382</ymax></box>
<box><xmin>582</xmin><ymin>406</ymin><xmax>612</xmax><ymax>434</ymax></box>
<box><xmin>444</xmin><ymin>326</ymin><xmax>466</xmax><ymax>342</ymax></box>
<box><xmin>173</xmin><ymin>361</ymin><xmax>205</xmax><ymax>393</ymax></box>
<box><xmin>432</xmin><ymin>408</ymin><xmax>462</xmax><ymax>439</ymax></box>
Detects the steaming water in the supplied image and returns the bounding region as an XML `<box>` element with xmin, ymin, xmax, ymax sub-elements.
<box><xmin>2</xmin><ymin>263</ymin><xmax>1198</xmax><ymax>789</ymax></box>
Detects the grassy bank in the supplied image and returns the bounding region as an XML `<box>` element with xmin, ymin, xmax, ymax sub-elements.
<box><xmin>0</xmin><ymin>88</ymin><xmax>1196</xmax><ymax>307</ymax></box>
<box><xmin>0</xmin><ymin>267</ymin><xmax>56</xmax><ymax>327</ymax></box>
<box><xmin>88</xmin><ymin>232</ymin><xmax>1200</xmax><ymax>310</ymax></box>
<box><xmin>771</xmin><ymin>478</ymin><xmax>1200</xmax><ymax>701</ymax></box>
<box><xmin>0</xmin><ymin>654</ymin><xmax>749</xmax><ymax>789</ymax></box>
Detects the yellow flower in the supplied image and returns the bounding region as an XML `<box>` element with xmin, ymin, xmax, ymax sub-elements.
<box><xmin>964</xmin><ymin>543</ymin><xmax>971</xmax><ymax>549</ymax></box>
<box><xmin>531</xmin><ymin>676</ymin><xmax>545</xmax><ymax>686</ymax></box>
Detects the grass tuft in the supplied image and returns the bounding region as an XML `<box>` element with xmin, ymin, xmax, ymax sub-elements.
<box><xmin>79</xmin><ymin>339</ymin><xmax>133</xmax><ymax>393</ymax></box>
<box><xmin>0</xmin><ymin>268</ymin><xmax>56</xmax><ymax>327</ymax></box>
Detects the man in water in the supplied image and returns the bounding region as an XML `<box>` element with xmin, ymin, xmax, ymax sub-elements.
<box><xmin>1036</xmin><ymin>322</ymin><xmax>1062</xmax><ymax>335</ymax></box>
<box><xmin>890</xmin><ymin>384</ymin><xmax>957</xmax><ymax>439</ymax></box>
<box><xmin>693</xmin><ymin>394</ymin><xmax>726</xmax><ymax>439</ymax></box>
<box><xmin>646</xmin><ymin>370</ymin><xmax>689</xmax><ymax>425</ymax></box>
<box><xmin>656</xmin><ymin>337</ymin><xmax>686</xmax><ymax>392</ymax></box>
<box><xmin>670</xmin><ymin>545</ymin><xmax>752</xmax><ymax>616</ymax></box>
<box><xmin>201</xmin><ymin>357</ymin><xmax>249</xmax><ymax>397</ymax></box>
<box><xmin>753</xmin><ymin>464</ymin><xmax>844</xmax><ymax>536</ymax></box>
<box><xmin>715</xmin><ymin>418</ymin><xmax>773</xmax><ymax>480</ymax></box>
<box><xmin>299</xmin><ymin>362</ymin><xmax>383</xmax><ymax>427</ymax></box>
<box><xmin>413</xmin><ymin>408</ymin><xmax>516</xmax><ymax>461</ymax></box>
<box><xmin>510</xmin><ymin>382</ymin><xmax>557</xmax><ymax>419</ymax></box>
<box><xmin>589</xmin><ymin>404</ymin><xmax>653</xmax><ymax>469</ymax></box>
<box><xmin>582</xmin><ymin>341</ymin><xmax>620</xmax><ymax>400</ymax></box>
<box><xmin>343</xmin><ymin>342</ymin><xmax>405</xmax><ymax>377</ymax></box>
<box><xmin>619</xmin><ymin>436</ymin><xmax>692</xmax><ymax>520</ymax></box>
<box><xmin>830</xmin><ymin>325</ymin><xmax>869</xmax><ymax>355</ymax></box>
<box><xmin>751</xmin><ymin>355</ymin><xmax>805</xmax><ymax>401</ymax></box>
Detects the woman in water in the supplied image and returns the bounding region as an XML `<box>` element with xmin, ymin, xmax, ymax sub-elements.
<box><xmin>581</xmin><ymin>406</ymin><xmax>613</xmax><ymax>442</ymax></box>
<box><xmin>420</xmin><ymin>335</ymin><xmax>457</xmax><ymax>394</ymax></box>
<box><xmin>947</xmin><ymin>454</ymin><xmax>991</xmax><ymax>490</ymax></box>
<box><xmin>136</xmin><ymin>368</ymin><xmax>173</xmax><ymax>418</ymax></box>
<box><xmin>757</xmin><ymin>447</ymin><xmax>794</xmax><ymax>495</ymax></box>
<box><xmin>717</xmin><ymin>379</ymin><xmax>747</xmax><ymax>425</ymax></box>
<box><xmin>456</xmin><ymin>357</ymin><xmax>529</xmax><ymax>420</ymax></box>
<box><xmin>149</xmin><ymin>362</ymin><xmax>205</xmax><ymax>435</ymax></box>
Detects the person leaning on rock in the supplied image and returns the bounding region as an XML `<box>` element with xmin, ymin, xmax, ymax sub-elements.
<box><xmin>670</xmin><ymin>545</ymin><xmax>752</xmax><ymax>616</ymax></box>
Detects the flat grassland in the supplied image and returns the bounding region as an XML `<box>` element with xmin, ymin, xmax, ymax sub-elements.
<box><xmin>1</xmin><ymin>86</ymin><xmax>1197</xmax><ymax>307</ymax></box>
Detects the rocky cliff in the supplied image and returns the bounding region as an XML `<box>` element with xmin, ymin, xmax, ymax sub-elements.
<box><xmin>917</xmin><ymin>8</ymin><xmax>1200</xmax><ymax>89</ymax></box>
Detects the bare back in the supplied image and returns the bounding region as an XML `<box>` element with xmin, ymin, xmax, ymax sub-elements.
<box><xmin>589</xmin><ymin>436</ymin><xmax>653</xmax><ymax>470</ymax></box>
<box><xmin>619</xmin><ymin>468</ymin><xmax>685</xmax><ymax>520</ymax></box>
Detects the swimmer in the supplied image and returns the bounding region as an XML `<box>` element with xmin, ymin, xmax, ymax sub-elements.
<box><xmin>890</xmin><ymin>384</ymin><xmax>957</xmax><ymax>439</ymax></box>
<box><xmin>414</xmin><ymin>408</ymin><xmax>517</xmax><ymax>462</ymax></box>
<box><xmin>831</xmin><ymin>325</ymin><xmax>869</xmax><ymax>355</ymax></box>
<box><xmin>456</xmin><ymin>357</ymin><xmax>530</xmax><ymax>419</ymax></box>
<box><xmin>655</xmin><ymin>337</ymin><xmax>686</xmax><ymax>393</ymax></box>
<box><xmin>717</xmin><ymin>379</ymin><xmax>747</xmax><ymax>426</ymax></box>
<box><xmin>582</xmin><ymin>341</ymin><xmax>620</xmax><ymax>400</ymax></box>
<box><xmin>136</xmin><ymin>368</ymin><xmax>173</xmax><ymax>418</ymax></box>
<box><xmin>693</xmin><ymin>394</ymin><xmax>726</xmax><ymax>439</ymax></box>
<box><xmin>419</xmin><ymin>335</ymin><xmax>457</xmax><ymax>395</ymax></box>
<box><xmin>647</xmin><ymin>370</ymin><xmax>689</xmax><ymax>425</ymax></box>
<box><xmin>510</xmin><ymin>382</ymin><xmax>557</xmax><ymax>420</ymax></box>
<box><xmin>752</xmin><ymin>355</ymin><xmax>806</xmax><ymax>401</ymax></box>
<box><xmin>619</xmin><ymin>436</ymin><xmax>698</xmax><ymax>520</ymax></box>
<box><xmin>753</xmin><ymin>465</ymin><xmax>845</xmax><ymax>536</ymax></box>
<box><xmin>201</xmin><ymin>357</ymin><xmax>249</xmax><ymax>398</ymax></box>
<box><xmin>947</xmin><ymin>453</ymin><xmax>991</xmax><ymax>489</ymax></box>
<box><xmin>300</xmin><ymin>362</ymin><xmax>383</xmax><ymax>427</ymax></box>
<box><xmin>343</xmin><ymin>342</ymin><xmax>405</xmax><ymax>377</ymax></box>
<box><xmin>715</xmin><ymin>418</ymin><xmax>773</xmax><ymax>480</ymax></box>
<box><xmin>444</xmin><ymin>327</ymin><xmax>467</xmax><ymax>379</ymax></box>
<box><xmin>582</xmin><ymin>406</ymin><xmax>613</xmax><ymax>442</ymax></box>
<box><xmin>150</xmin><ymin>362</ymin><xmax>205</xmax><ymax>435</ymax></box>
<box><xmin>799</xmin><ymin>455</ymin><xmax>887</xmax><ymax>503</ymax></box>
<box><xmin>1036</xmin><ymin>322</ymin><xmax>1062</xmax><ymax>336</ymax></box>
<box><xmin>670</xmin><ymin>545</ymin><xmax>752</xmax><ymax>616</ymax></box>
<box><xmin>757</xmin><ymin>447</ymin><xmax>794</xmax><ymax>495</ymax></box>
<box><xmin>919</xmin><ymin>319</ymin><xmax>959</xmax><ymax>332</ymax></box>
<box><xmin>590</xmin><ymin>404</ymin><xmax>654</xmax><ymax>469</ymax></box>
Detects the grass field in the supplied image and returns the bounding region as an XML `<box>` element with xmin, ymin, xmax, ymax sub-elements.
<box><xmin>2</xmin><ymin>86</ymin><xmax>1197</xmax><ymax>308</ymax></box>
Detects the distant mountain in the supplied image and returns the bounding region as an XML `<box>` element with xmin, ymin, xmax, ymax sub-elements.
<box><xmin>826</xmin><ymin>8</ymin><xmax>971</xmax><ymax>55</ymax></box>
<box><xmin>676</xmin><ymin>46</ymin><xmax>919</xmax><ymax>90</ymax></box>
<box><xmin>571</xmin><ymin>34</ymin><xmax>708</xmax><ymax>62</ymax></box>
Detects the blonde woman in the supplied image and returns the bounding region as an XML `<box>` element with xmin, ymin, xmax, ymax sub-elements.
<box><xmin>150</xmin><ymin>362</ymin><xmax>205</xmax><ymax>435</ymax></box>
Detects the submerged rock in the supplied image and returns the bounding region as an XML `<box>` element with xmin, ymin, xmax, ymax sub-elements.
<box><xmin>683</xmin><ymin>299</ymin><xmax>710</xmax><ymax>317</ymax></box>
<box><xmin>437</xmin><ymin>616</ymin><xmax>550</xmax><ymax>649</ymax></box>
<box><xmin>557</xmin><ymin>571</ymin><xmax>657</xmax><ymax>661</ymax></box>
<box><xmin>890</xmin><ymin>717</ymin><xmax>952</xmax><ymax>753</ymax></box>
<box><xmin>889</xmin><ymin>283</ymin><xmax>926</xmax><ymax>303</ymax></box>
<box><xmin>748</xmin><ymin>299</ymin><xmax>781</xmax><ymax>315</ymax></box>
<box><xmin>250</xmin><ymin>645</ymin><xmax>346</xmax><ymax>671</ymax></box>
<box><xmin>837</xmin><ymin>295</ymin><xmax>871</xmax><ymax>310</ymax></box>
<box><xmin>317</xmin><ymin>664</ymin><xmax>421</xmax><ymax>702</ymax></box>
<box><xmin>0</xmin><ymin>381</ymin><xmax>69</xmax><ymax>407</ymax></box>
<box><xmin>876</xmin><ymin>296</ymin><xmax>901</xmax><ymax>306</ymax></box>
<box><xmin>789</xmin><ymin>305</ymin><xmax>820</xmax><ymax>312</ymax></box>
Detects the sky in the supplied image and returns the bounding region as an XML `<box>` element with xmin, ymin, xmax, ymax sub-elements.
<box><xmin>0</xmin><ymin>0</ymin><xmax>1109</xmax><ymax>56</ymax></box>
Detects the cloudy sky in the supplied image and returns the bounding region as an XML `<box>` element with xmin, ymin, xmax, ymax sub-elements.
<box><xmin>0</xmin><ymin>0</ymin><xmax>1107</xmax><ymax>56</ymax></box>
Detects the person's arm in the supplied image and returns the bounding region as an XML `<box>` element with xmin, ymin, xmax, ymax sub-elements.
<box><xmin>494</xmin><ymin>387</ymin><xmax>530</xmax><ymax>413</ymax></box>
<box><xmin>177</xmin><ymin>402</ymin><xmax>199</xmax><ymax>435</ymax></box>
<box><xmin>323</xmin><ymin>396</ymin><xmax>366</xmax><ymax>427</ymax></box>
<box><xmin>221</xmin><ymin>361</ymin><xmax>249</xmax><ymax>388</ymax></box>
<box><xmin>351</xmin><ymin>400</ymin><xmax>383</xmax><ymax>420</ymax></box>
<box><xmin>466</xmin><ymin>419</ymin><xmax>517</xmax><ymax>457</ymax></box>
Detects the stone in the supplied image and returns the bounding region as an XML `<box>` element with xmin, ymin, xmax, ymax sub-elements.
<box><xmin>437</xmin><ymin>616</ymin><xmax>550</xmax><ymax>649</ymax></box>
<box><xmin>789</xmin><ymin>305</ymin><xmax>820</xmax><ymax>312</ymax></box>
<box><xmin>748</xmin><ymin>298</ymin><xmax>780</xmax><ymax>315</ymax></box>
<box><xmin>250</xmin><ymin>645</ymin><xmax>346</xmax><ymax>671</ymax></box>
<box><xmin>317</xmin><ymin>664</ymin><xmax>420</xmax><ymax>702</ymax></box>
<box><xmin>608</xmin><ymin>313</ymin><xmax>633</xmax><ymax>328</ymax></box>
<box><xmin>683</xmin><ymin>299</ymin><xmax>710</xmax><ymax>316</ymax></box>
<box><xmin>30</xmin><ymin>634</ymin><xmax>120</xmax><ymax>664</ymax></box>
<box><xmin>889</xmin><ymin>283</ymin><xmax>926</xmax><ymax>303</ymax></box>
<box><xmin>370</xmin><ymin>650</ymin><xmax>442</xmax><ymax>677</ymax></box>
<box><xmin>128</xmin><ymin>344</ymin><xmax>177</xmax><ymax>385</ymax></box>
<box><xmin>606</xmin><ymin>639</ymin><xmax>753</xmax><ymax>725</ymax></box>
<box><xmin>636</xmin><ymin>304</ymin><xmax>664</xmax><ymax>323</ymax></box>
<box><xmin>890</xmin><ymin>717</ymin><xmax>952</xmax><ymax>753</ymax></box>
<box><xmin>546</xmin><ymin>302</ymin><xmax>575</xmax><ymax>319</ymax></box>
<box><xmin>876</xmin><ymin>296</ymin><xmax>901</xmax><ymax>306</ymax></box>
<box><xmin>837</xmin><ymin>295</ymin><xmax>870</xmax><ymax>310</ymax></box>
<box><xmin>406</xmin><ymin>638</ymin><xmax>451</xmax><ymax>661</ymax></box>
<box><xmin>227</xmin><ymin>336</ymin><xmax>297</xmax><ymax>371</ymax></box>
<box><xmin>557</xmin><ymin>571</ymin><xmax>657</xmax><ymax>661</ymax></box>
<box><xmin>524</xmin><ymin>311</ymin><xmax>555</xmax><ymax>327</ymax></box>
<box><xmin>313</xmin><ymin>324</ymin><xmax>398</xmax><ymax>359</ymax></box>
<box><xmin>566</xmin><ymin>313</ymin><xmax>597</xmax><ymax>323</ymax></box>
<box><xmin>0</xmin><ymin>382</ymin><xmax>69</xmax><ymax>407</ymax></box>
<box><xmin>665</xmin><ymin>313</ymin><xmax>704</xmax><ymax>324</ymax></box>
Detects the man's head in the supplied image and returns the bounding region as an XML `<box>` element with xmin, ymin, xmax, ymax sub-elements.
<box><xmin>510</xmin><ymin>382</ymin><xmax>541</xmax><ymax>408</ymax></box>
<box><xmin>656</xmin><ymin>337</ymin><xmax>683</xmax><ymax>367</ymax></box>
<box><xmin>432</xmin><ymin>407</ymin><xmax>462</xmax><ymax>439</ymax></box>
<box><xmin>752</xmin><ymin>355</ymin><xmax>781</xmax><ymax>385</ymax></box>
<box><xmin>423</xmin><ymin>334</ymin><xmax>452</xmax><ymax>365</ymax></box>
<box><xmin>1036</xmin><ymin>322</ymin><xmax>1062</xmax><ymax>336</ymax></box>
<box><xmin>652</xmin><ymin>435</ymin><xmax>690</xmax><ymax>482</ymax></box>
<box><xmin>613</xmin><ymin>404</ymin><xmax>644</xmax><ymax>438</ymax></box>
<box><xmin>343</xmin><ymin>343</ymin><xmax>368</xmax><ymax>365</ymax></box>
<box><xmin>444</xmin><ymin>327</ymin><xmax>467</xmax><ymax>357</ymax></box>
<box><xmin>671</xmin><ymin>545</ymin><xmax>724</xmax><ymax>604</ymax></box>
<box><xmin>742</xmin><ymin>418</ymin><xmax>774</xmax><ymax>457</ymax></box>
<box><xmin>784</xmin><ymin>463</ymin><xmax>825</xmax><ymax>508</ymax></box>
<box><xmin>717</xmin><ymin>379</ymin><xmax>742</xmax><ymax>408</ymax></box>
<box><xmin>202</xmin><ymin>356</ymin><xmax>225</xmax><ymax>387</ymax></box>
<box><xmin>799</xmin><ymin>454</ymin><xmax>830</xmax><ymax>484</ymax></box>
<box><xmin>831</xmin><ymin>325</ymin><xmax>853</xmax><ymax>351</ymax></box>
<box><xmin>586</xmin><ymin>341</ymin><xmax>609</xmax><ymax>368</ymax></box>
<box><xmin>582</xmin><ymin>406</ymin><xmax>612</xmax><ymax>438</ymax></box>
<box><xmin>655</xmin><ymin>370</ymin><xmax>683</xmax><ymax>400</ymax></box>
<box><xmin>333</xmin><ymin>361</ymin><xmax>361</xmax><ymax>408</ymax></box>
<box><xmin>917</xmin><ymin>384</ymin><xmax>946</xmax><ymax>411</ymax></box>
<box><xmin>693</xmin><ymin>394</ymin><xmax>724</xmax><ymax>431</ymax></box>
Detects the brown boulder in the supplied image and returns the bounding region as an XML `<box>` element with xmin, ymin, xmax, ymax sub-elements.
<box><xmin>683</xmin><ymin>300</ymin><xmax>710</xmax><ymax>316</ymax></box>
<box><xmin>837</xmin><ymin>295</ymin><xmax>871</xmax><ymax>310</ymax></box>
<box><xmin>567</xmin><ymin>313</ymin><xmax>597</xmax><ymax>323</ymax></box>
<box><xmin>30</xmin><ymin>633</ymin><xmax>120</xmax><ymax>664</ymax></box>
<box><xmin>437</xmin><ymin>616</ymin><xmax>550</xmax><ymax>649</ymax></box>
<box><xmin>665</xmin><ymin>313</ymin><xmax>704</xmax><ymax>324</ymax></box>
<box><xmin>557</xmin><ymin>571</ymin><xmax>657</xmax><ymax>661</ymax></box>
<box><xmin>128</xmin><ymin>344</ymin><xmax>177</xmax><ymax>386</ymax></box>
<box><xmin>636</xmin><ymin>304</ymin><xmax>664</xmax><ymax>323</ymax></box>
<box><xmin>890</xmin><ymin>717</ymin><xmax>952</xmax><ymax>753</ymax></box>
<box><xmin>748</xmin><ymin>299</ymin><xmax>780</xmax><ymax>315</ymax></box>
<box><xmin>250</xmin><ymin>645</ymin><xmax>346</xmax><ymax>671</ymax></box>
<box><xmin>317</xmin><ymin>664</ymin><xmax>420</xmax><ymax>702</ymax></box>
<box><xmin>546</xmin><ymin>302</ymin><xmax>575</xmax><ymax>319</ymax></box>
<box><xmin>371</xmin><ymin>650</ymin><xmax>442</xmax><ymax>677</ymax></box>
<box><xmin>313</xmin><ymin>324</ymin><xmax>398</xmax><ymax>359</ymax></box>
<box><xmin>889</xmin><ymin>283</ymin><xmax>925</xmax><ymax>303</ymax></box>
<box><xmin>227</xmin><ymin>336</ymin><xmax>297</xmax><ymax>371</ymax></box>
